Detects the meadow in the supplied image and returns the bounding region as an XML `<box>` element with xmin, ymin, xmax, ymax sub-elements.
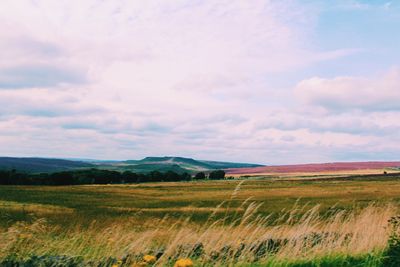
<box><xmin>2</xmin><ymin>174</ymin><xmax>400</xmax><ymax>266</ymax></box>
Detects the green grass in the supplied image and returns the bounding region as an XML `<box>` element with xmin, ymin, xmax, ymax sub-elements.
<box><xmin>1</xmin><ymin>178</ymin><xmax>400</xmax><ymax>228</ymax></box>
<box><xmin>1</xmin><ymin>177</ymin><xmax>400</xmax><ymax>266</ymax></box>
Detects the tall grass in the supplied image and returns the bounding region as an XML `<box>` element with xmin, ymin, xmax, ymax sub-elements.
<box><xmin>0</xmin><ymin>198</ymin><xmax>396</xmax><ymax>266</ymax></box>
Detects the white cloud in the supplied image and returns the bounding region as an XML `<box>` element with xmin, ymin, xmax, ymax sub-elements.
<box><xmin>295</xmin><ymin>68</ymin><xmax>400</xmax><ymax>111</ymax></box>
<box><xmin>0</xmin><ymin>0</ymin><xmax>397</xmax><ymax>164</ymax></box>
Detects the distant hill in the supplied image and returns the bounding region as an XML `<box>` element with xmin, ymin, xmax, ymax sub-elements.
<box><xmin>119</xmin><ymin>156</ymin><xmax>263</xmax><ymax>173</ymax></box>
<box><xmin>226</xmin><ymin>161</ymin><xmax>400</xmax><ymax>175</ymax></box>
<box><xmin>127</xmin><ymin>157</ymin><xmax>211</xmax><ymax>170</ymax></box>
<box><xmin>0</xmin><ymin>157</ymin><xmax>93</xmax><ymax>173</ymax></box>
<box><xmin>121</xmin><ymin>163</ymin><xmax>190</xmax><ymax>174</ymax></box>
<box><xmin>0</xmin><ymin>156</ymin><xmax>263</xmax><ymax>174</ymax></box>
<box><xmin>199</xmin><ymin>160</ymin><xmax>264</xmax><ymax>169</ymax></box>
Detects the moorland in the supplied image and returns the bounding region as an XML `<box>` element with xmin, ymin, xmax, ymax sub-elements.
<box><xmin>2</xmin><ymin>168</ymin><xmax>400</xmax><ymax>266</ymax></box>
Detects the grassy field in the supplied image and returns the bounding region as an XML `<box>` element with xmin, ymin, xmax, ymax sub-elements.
<box><xmin>2</xmin><ymin>175</ymin><xmax>400</xmax><ymax>266</ymax></box>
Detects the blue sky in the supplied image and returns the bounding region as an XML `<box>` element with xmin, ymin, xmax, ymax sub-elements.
<box><xmin>0</xmin><ymin>0</ymin><xmax>399</xmax><ymax>164</ymax></box>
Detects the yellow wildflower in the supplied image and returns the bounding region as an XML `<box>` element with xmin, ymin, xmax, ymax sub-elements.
<box><xmin>174</xmin><ymin>258</ymin><xmax>193</xmax><ymax>267</ymax></box>
<box><xmin>112</xmin><ymin>260</ymin><xmax>122</xmax><ymax>267</ymax></box>
<box><xmin>143</xmin><ymin>255</ymin><xmax>156</xmax><ymax>264</ymax></box>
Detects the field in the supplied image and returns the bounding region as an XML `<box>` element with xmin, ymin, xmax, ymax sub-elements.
<box><xmin>2</xmin><ymin>174</ymin><xmax>400</xmax><ymax>266</ymax></box>
<box><xmin>226</xmin><ymin>161</ymin><xmax>400</xmax><ymax>176</ymax></box>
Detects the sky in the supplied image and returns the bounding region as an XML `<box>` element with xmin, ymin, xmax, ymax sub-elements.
<box><xmin>0</xmin><ymin>0</ymin><xmax>400</xmax><ymax>164</ymax></box>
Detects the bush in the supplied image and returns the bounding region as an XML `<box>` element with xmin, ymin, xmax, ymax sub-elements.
<box><xmin>0</xmin><ymin>169</ymin><xmax>197</xmax><ymax>186</ymax></box>
<box><xmin>194</xmin><ymin>172</ymin><xmax>206</xmax><ymax>180</ymax></box>
<box><xmin>0</xmin><ymin>254</ymin><xmax>85</xmax><ymax>267</ymax></box>
<box><xmin>383</xmin><ymin>215</ymin><xmax>400</xmax><ymax>266</ymax></box>
<box><xmin>209</xmin><ymin>170</ymin><xmax>225</xmax><ymax>180</ymax></box>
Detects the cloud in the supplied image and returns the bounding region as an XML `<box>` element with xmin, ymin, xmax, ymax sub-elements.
<box><xmin>0</xmin><ymin>0</ymin><xmax>398</xmax><ymax>164</ymax></box>
<box><xmin>0</xmin><ymin>89</ymin><xmax>103</xmax><ymax>117</ymax></box>
<box><xmin>333</xmin><ymin>1</ymin><xmax>371</xmax><ymax>10</ymax></box>
<box><xmin>0</xmin><ymin>64</ymin><xmax>86</xmax><ymax>89</ymax></box>
<box><xmin>0</xmin><ymin>27</ymin><xmax>87</xmax><ymax>89</ymax></box>
<box><xmin>295</xmin><ymin>68</ymin><xmax>400</xmax><ymax>111</ymax></box>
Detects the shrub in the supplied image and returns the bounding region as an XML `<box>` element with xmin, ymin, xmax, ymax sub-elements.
<box><xmin>383</xmin><ymin>215</ymin><xmax>400</xmax><ymax>266</ymax></box>
<box><xmin>194</xmin><ymin>172</ymin><xmax>206</xmax><ymax>180</ymax></box>
<box><xmin>209</xmin><ymin>170</ymin><xmax>225</xmax><ymax>180</ymax></box>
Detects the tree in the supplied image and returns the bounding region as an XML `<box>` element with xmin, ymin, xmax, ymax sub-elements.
<box><xmin>149</xmin><ymin>171</ymin><xmax>163</xmax><ymax>182</ymax></box>
<box><xmin>122</xmin><ymin>171</ymin><xmax>139</xmax><ymax>183</ymax></box>
<box><xmin>0</xmin><ymin>170</ymin><xmax>12</xmax><ymax>185</ymax></box>
<box><xmin>194</xmin><ymin>172</ymin><xmax>206</xmax><ymax>180</ymax></box>
<box><xmin>50</xmin><ymin>171</ymin><xmax>74</xmax><ymax>185</ymax></box>
<box><xmin>180</xmin><ymin>172</ymin><xmax>191</xmax><ymax>181</ymax></box>
<box><xmin>164</xmin><ymin>171</ymin><xmax>180</xmax><ymax>182</ymax></box>
<box><xmin>208</xmin><ymin>170</ymin><xmax>225</xmax><ymax>180</ymax></box>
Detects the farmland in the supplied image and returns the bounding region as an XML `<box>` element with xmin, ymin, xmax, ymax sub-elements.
<box><xmin>2</xmin><ymin>174</ymin><xmax>400</xmax><ymax>266</ymax></box>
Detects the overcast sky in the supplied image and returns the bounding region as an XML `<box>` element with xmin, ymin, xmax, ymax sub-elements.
<box><xmin>0</xmin><ymin>0</ymin><xmax>399</xmax><ymax>164</ymax></box>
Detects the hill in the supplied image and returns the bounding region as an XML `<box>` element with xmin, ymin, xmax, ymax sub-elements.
<box><xmin>125</xmin><ymin>156</ymin><xmax>212</xmax><ymax>170</ymax></box>
<box><xmin>0</xmin><ymin>157</ymin><xmax>93</xmax><ymax>173</ymax></box>
<box><xmin>100</xmin><ymin>156</ymin><xmax>264</xmax><ymax>173</ymax></box>
<box><xmin>199</xmin><ymin>159</ymin><xmax>264</xmax><ymax>169</ymax></box>
<box><xmin>226</xmin><ymin>161</ymin><xmax>400</xmax><ymax>175</ymax></box>
<box><xmin>0</xmin><ymin>156</ymin><xmax>263</xmax><ymax>174</ymax></box>
<box><xmin>119</xmin><ymin>163</ymin><xmax>190</xmax><ymax>174</ymax></box>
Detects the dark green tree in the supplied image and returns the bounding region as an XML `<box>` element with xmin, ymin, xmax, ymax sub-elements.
<box><xmin>209</xmin><ymin>170</ymin><xmax>225</xmax><ymax>180</ymax></box>
<box><xmin>194</xmin><ymin>172</ymin><xmax>206</xmax><ymax>180</ymax></box>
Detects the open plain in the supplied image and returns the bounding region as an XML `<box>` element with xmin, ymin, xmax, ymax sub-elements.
<box><xmin>2</xmin><ymin>173</ymin><xmax>400</xmax><ymax>266</ymax></box>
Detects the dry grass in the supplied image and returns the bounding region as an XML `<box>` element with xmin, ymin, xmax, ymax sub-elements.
<box><xmin>230</xmin><ymin>168</ymin><xmax>400</xmax><ymax>179</ymax></box>
<box><xmin>0</xmin><ymin>200</ymin><xmax>74</xmax><ymax>215</ymax></box>
<box><xmin>0</xmin><ymin>200</ymin><xmax>396</xmax><ymax>266</ymax></box>
<box><xmin>1</xmin><ymin>179</ymin><xmax>400</xmax><ymax>265</ymax></box>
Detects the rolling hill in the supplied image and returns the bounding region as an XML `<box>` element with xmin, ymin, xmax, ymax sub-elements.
<box><xmin>99</xmin><ymin>156</ymin><xmax>264</xmax><ymax>173</ymax></box>
<box><xmin>0</xmin><ymin>156</ymin><xmax>263</xmax><ymax>174</ymax></box>
<box><xmin>0</xmin><ymin>157</ymin><xmax>93</xmax><ymax>173</ymax></box>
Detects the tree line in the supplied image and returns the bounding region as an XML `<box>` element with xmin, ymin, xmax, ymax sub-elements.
<box><xmin>0</xmin><ymin>168</ymin><xmax>226</xmax><ymax>185</ymax></box>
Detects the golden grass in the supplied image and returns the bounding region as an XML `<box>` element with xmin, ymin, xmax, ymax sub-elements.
<box><xmin>230</xmin><ymin>168</ymin><xmax>400</xmax><ymax>178</ymax></box>
<box><xmin>104</xmin><ymin>206</ymin><xmax>245</xmax><ymax>213</ymax></box>
<box><xmin>0</xmin><ymin>200</ymin><xmax>74</xmax><ymax>215</ymax></box>
<box><xmin>1</xmin><ymin>179</ymin><xmax>400</xmax><ymax>265</ymax></box>
<box><xmin>0</xmin><ymin>200</ymin><xmax>396</xmax><ymax>266</ymax></box>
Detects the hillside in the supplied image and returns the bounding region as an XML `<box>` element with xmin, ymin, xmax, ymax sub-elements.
<box><xmin>100</xmin><ymin>156</ymin><xmax>264</xmax><ymax>173</ymax></box>
<box><xmin>0</xmin><ymin>156</ymin><xmax>263</xmax><ymax>174</ymax></box>
<box><xmin>129</xmin><ymin>156</ymin><xmax>263</xmax><ymax>171</ymax></box>
<box><xmin>5</xmin><ymin>157</ymin><xmax>399</xmax><ymax>176</ymax></box>
<box><xmin>226</xmin><ymin>161</ymin><xmax>400</xmax><ymax>175</ymax></box>
<box><xmin>200</xmin><ymin>160</ymin><xmax>264</xmax><ymax>169</ymax></box>
<box><xmin>120</xmin><ymin>163</ymin><xmax>190</xmax><ymax>174</ymax></box>
<box><xmin>0</xmin><ymin>157</ymin><xmax>93</xmax><ymax>173</ymax></box>
<box><xmin>127</xmin><ymin>156</ymin><xmax>212</xmax><ymax>170</ymax></box>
